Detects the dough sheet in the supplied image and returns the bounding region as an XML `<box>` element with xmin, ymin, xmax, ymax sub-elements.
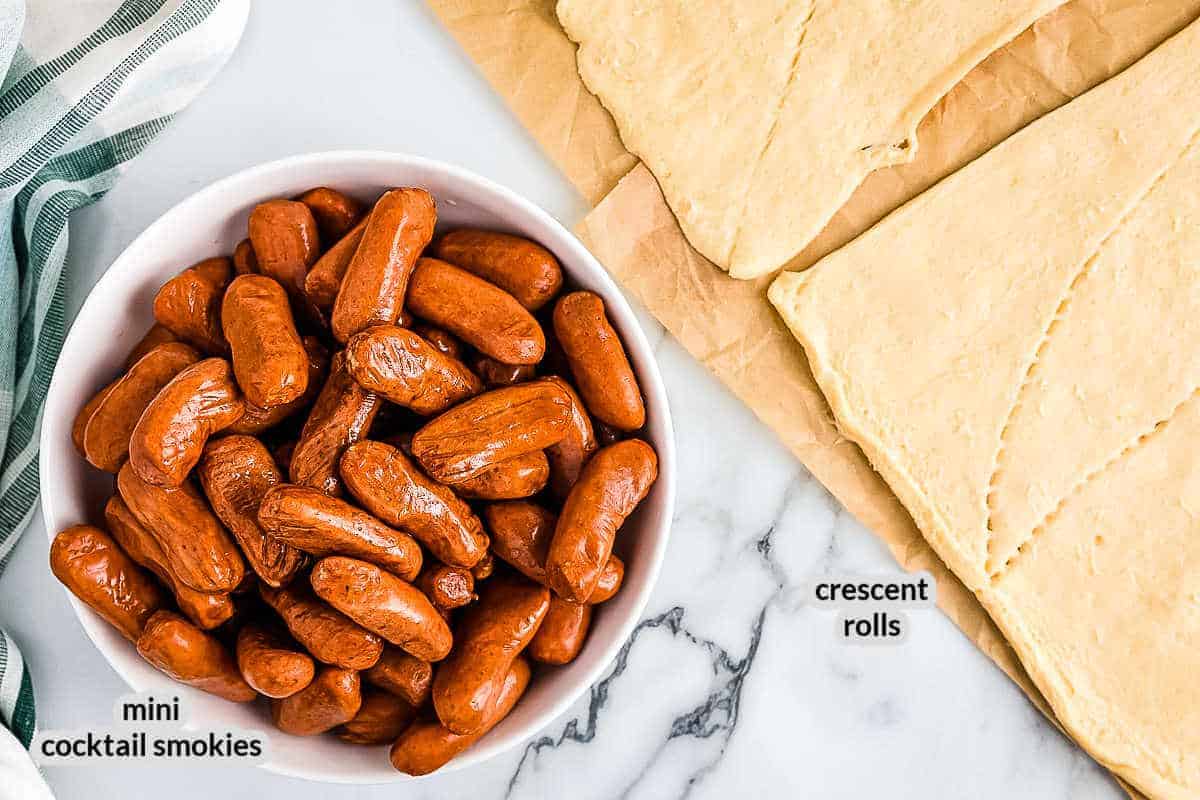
<box><xmin>557</xmin><ymin>0</ymin><xmax>1066</xmax><ymax>278</ymax></box>
<box><xmin>769</xmin><ymin>19</ymin><xmax>1200</xmax><ymax>799</ymax></box>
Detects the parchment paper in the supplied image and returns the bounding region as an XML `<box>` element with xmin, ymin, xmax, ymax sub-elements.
<box><xmin>427</xmin><ymin>1</ymin><xmax>1200</xmax><ymax>794</ymax></box>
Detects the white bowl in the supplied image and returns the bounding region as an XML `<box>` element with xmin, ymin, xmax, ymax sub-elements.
<box><xmin>39</xmin><ymin>151</ymin><xmax>676</xmax><ymax>783</ymax></box>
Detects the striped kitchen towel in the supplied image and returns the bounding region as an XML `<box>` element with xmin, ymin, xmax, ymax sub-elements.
<box><xmin>0</xmin><ymin>0</ymin><xmax>248</xmax><ymax>774</ymax></box>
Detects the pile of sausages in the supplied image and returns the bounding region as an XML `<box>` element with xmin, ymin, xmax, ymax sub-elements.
<box><xmin>52</xmin><ymin>185</ymin><xmax>659</xmax><ymax>774</ymax></box>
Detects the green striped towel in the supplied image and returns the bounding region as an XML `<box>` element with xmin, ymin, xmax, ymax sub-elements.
<box><xmin>0</xmin><ymin>0</ymin><xmax>247</xmax><ymax>773</ymax></box>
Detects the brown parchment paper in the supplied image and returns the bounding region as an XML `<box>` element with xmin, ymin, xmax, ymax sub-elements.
<box><xmin>428</xmin><ymin>1</ymin><xmax>1200</xmax><ymax>795</ymax></box>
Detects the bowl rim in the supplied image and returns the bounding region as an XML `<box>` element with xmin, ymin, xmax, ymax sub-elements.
<box><xmin>38</xmin><ymin>149</ymin><xmax>677</xmax><ymax>783</ymax></box>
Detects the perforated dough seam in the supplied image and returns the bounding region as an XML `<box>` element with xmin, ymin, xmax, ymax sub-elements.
<box><xmin>981</xmin><ymin>124</ymin><xmax>1200</xmax><ymax>575</ymax></box>
<box><xmin>726</xmin><ymin>1</ymin><xmax>817</xmax><ymax>268</ymax></box>
<box><xmin>990</xmin><ymin>384</ymin><xmax>1200</xmax><ymax>582</ymax></box>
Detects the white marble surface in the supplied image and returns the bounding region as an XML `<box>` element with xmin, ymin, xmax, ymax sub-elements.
<box><xmin>0</xmin><ymin>1</ymin><xmax>1124</xmax><ymax>797</ymax></box>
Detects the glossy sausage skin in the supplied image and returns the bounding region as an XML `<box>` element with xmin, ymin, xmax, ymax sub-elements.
<box><xmin>540</xmin><ymin>376</ymin><xmax>597</xmax><ymax>499</ymax></box>
<box><xmin>545</xmin><ymin>440</ymin><xmax>657</xmax><ymax>603</ymax></box>
<box><xmin>431</xmin><ymin>576</ymin><xmax>549</xmax><ymax>734</ymax></box>
<box><xmin>528</xmin><ymin>597</ymin><xmax>591</xmax><ymax>665</ymax></box>
<box><xmin>345</xmin><ymin>325</ymin><xmax>481</xmax><ymax>414</ymax></box>
<box><xmin>235</xmin><ymin>623</ymin><xmax>316</xmax><ymax>699</ymax></box>
<box><xmin>411</xmin><ymin>324</ymin><xmax>461</xmax><ymax>359</ymax></box>
<box><xmin>248</xmin><ymin>199</ymin><xmax>319</xmax><ymax>294</ymax></box>
<box><xmin>310</xmin><ymin>557</ymin><xmax>453</xmax><ymax>662</ymax></box>
<box><xmin>417</xmin><ymin>564</ymin><xmax>476</xmax><ymax>611</ymax></box>
<box><xmin>484</xmin><ymin>501</ymin><xmax>622</xmax><ymax>604</ymax></box>
<box><xmin>331</xmin><ymin>188</ymin><xmax>436</xmax><ymax>343</ymax></box>
<box><xmin>127</xmin><ymin>357</ymin><xmax>245</xmax><ymax>487</ymax></box>
<box><xmin>432</xmin><ymin>229</ymin><xmax>563</xmax><ymax>311</ymax></box>
<box><xmin>221</xmin><ymin>274</ymin><xmax>309</xmax><ymax>408</ymax></box>
<box><xmin>304</xmin><ymin>216</ymin><xmax>367</xmax><ymax>310</ymax></box>
<box><xmin>232</xmin><ymin>239</ymin><xmax>258</xmax><ymax>275</ymax></box>
<box><xmin>470</xmin><ymin>551</ymin><xmax>495</xmax><ymax>582</ymax></box>
<box><xmin>117</xmin><ymin>461</ymin><xmax>245</xmax><ymax>593</ymax></box>
<box><xmin>339</xmin><ymin>441</ymin><xmax>487</xmax><ymax>568</ymax></box>
<box><xmin>588</xmin><ymin>555</ymin><xmax>625</xmax><ymax>605</ymax></box>
<box><xmin>193</xmin><ymin>255</ymin><xmax>233</xmax><ymax>287</ymax></box>
<box><xmin>81</xmin><ymin>343</ymin><xmax>201</xmax><ymax>472</ymax></box>
<box><xmin>483</xmin><ymin>501</ymin><xmax>555</xmax><ymax>585</ymax></box>
<box><xmin>406</xmin><ymin>258</ymin><xmax>544</xmax><ymax>365</ymax></box>
<box><xmin>72</xmin><ymin>382</ymin><xmax>114</xmax><ymax>457</ymax></box>
<box><xmin>49</xmin><ymin>525</ymin><xmax>164</xmax><ymax>643</ymax></box>
<box><xmin>257</xmin><ymin>484</ymin><xmax>422</xmax><ymax>580</ymax></box>
<box><xmin>196</xmin><ymin>436</ymin><xmax>307</xmax><ymax>588</ymax></box>
<box><xmin>472</xmin><ymin>356</ymin><xmax>535</xmax><ymax>388</ymax></box>
<box><xmin>410</xmin><ymin>382</ymin><xmax>572</xmax><ymax>484</ymax></box>
<box><xmin>259</xmin><ymin>583</ymin><xmax>383</xmax><ymax>670</ymax></box>
<box><xmin>453</xmin><ymin>451</ymin><xmax>549</xmax><ymax>500</ymax></box>
<box><xmin>337</xmin><ymin>690</ymin><xmax>416</xmax><ymax>745</ymax></box>
<box><xmin>290</xmin><ymin>351</ymin><xmax>379</xmax><ymax>496</ymax></box>
<box><xmin>552</xmin><ymin>291</ymin><xmax>645</xmax><ymax>431</ymax></box>
<box><xmin>271</xmin><ymin>667</ymin><xmax>361</xmax><ymax>736</ymax></box>
<box><xmin>365</xmin><ymin>648</ymin><xmax>433</xmax><ymax>707</ymax></box>
<box><xmin>228</xmin><ymin>336</ymin><xmax>329</xmax><ymax>435</ymax></box>
<box><xmin>136</xmin><ymin>611</ymin><xmax>256</xmax><ymax>702</ymax></box>
<box><xmin>105</xmin><ymin>496</ymin><xmax>234</xmax><ymax>630</ymax></box>
<box><xmin>153</xmin><ymin>258</ymin><xmax>232</xmax><ymax>355</ymax></box>
<box><xmin>124</xmin><ymin>323</ymin><xmax>179</xmax><ymax>369</ymax></box>
<box><xmin>296</xmin><ymin>186</ymin><xmax>363</xmax><ymax>242</ymax></box>
<box><xmin>390</xmin><ymin>658</ymin><xmax>530</xmax><ymax>775</ymax></box>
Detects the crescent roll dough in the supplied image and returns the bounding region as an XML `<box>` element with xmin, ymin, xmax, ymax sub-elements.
<box><xmin>558</xmin><ymin>0</ymin><xmax>1066</xmax><ymax>278</ymax></box>
<box><xmin>771</xmin><ymin>19</ymin><xmax>1200</xmax><ymax>799</ymax></box>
